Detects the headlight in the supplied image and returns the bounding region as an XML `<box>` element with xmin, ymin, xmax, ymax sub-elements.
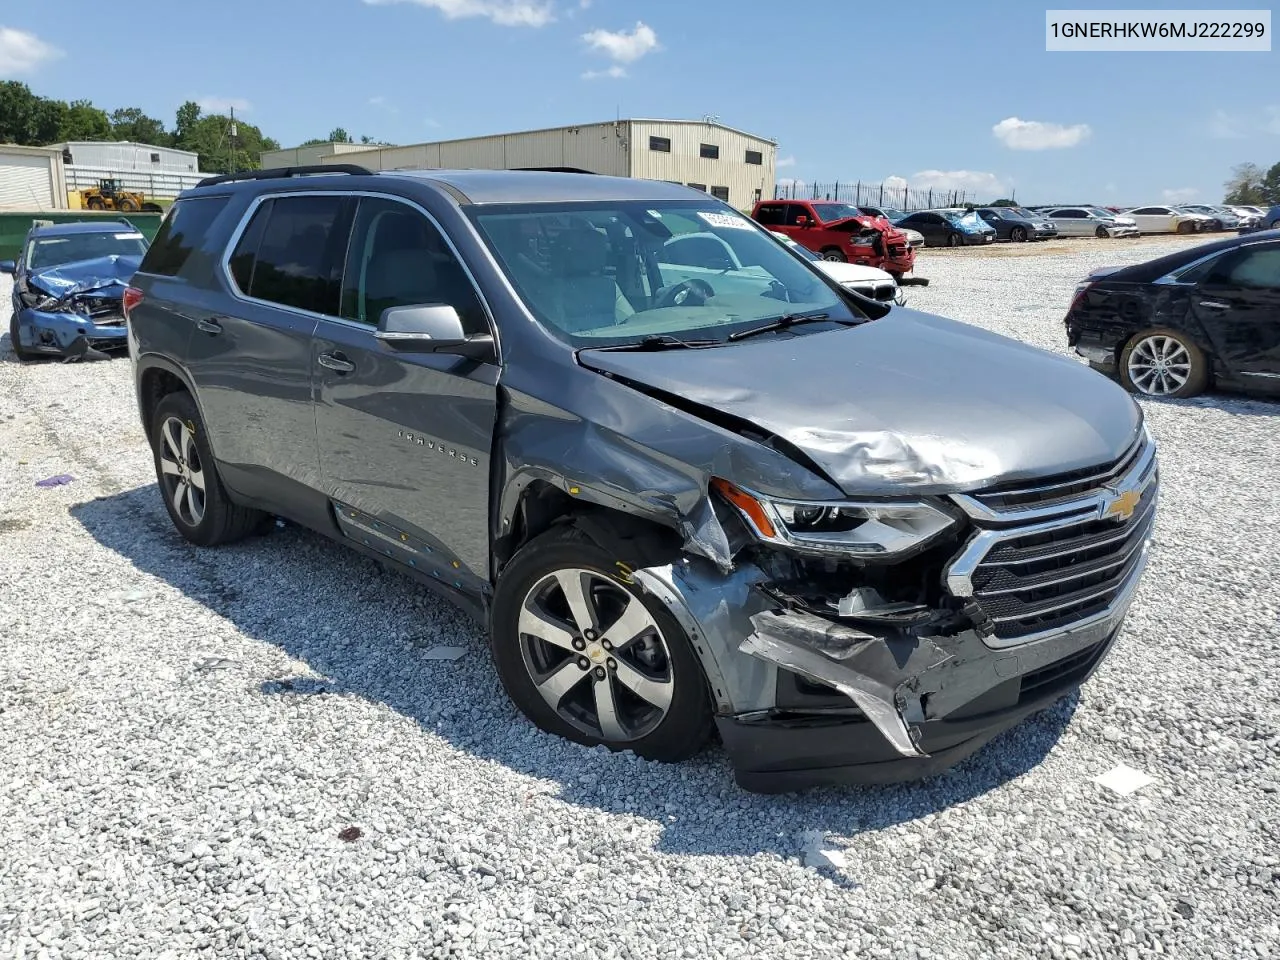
<box><xmin>711</xmin><ymin>478</ymin><xmax>957</xmax><ymax>557</ymax></box>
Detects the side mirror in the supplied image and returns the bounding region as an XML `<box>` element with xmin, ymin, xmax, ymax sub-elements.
<box><xmin>0</xmin><ymin>260</ymin><xmax>15</xmax><ymax>276</ymax></box>
<box><xmin>375</xmin><ymin>303</ymin><xmax>494</xmax><ymax>360</ymax></box>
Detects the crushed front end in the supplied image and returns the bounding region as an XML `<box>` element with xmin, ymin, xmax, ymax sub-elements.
<box><xmin>648</xmin><ymin>427</ymin><xmax>1158</xmax><ymax>792</ymax></box>
<box><xmin>13</xmin><ymin>256</ymin><xmax>136</xmax><ymax>360</ymax></box>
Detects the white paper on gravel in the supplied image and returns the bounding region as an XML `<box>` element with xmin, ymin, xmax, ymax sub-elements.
<box><xmin>420</xmin><ymin>645</ymin><xmax>468</xmax><ymax>661</ymax></box>
<box><xmin>1093</xmin><ymin>763</ymin><xmax>1155</xmax><ymax>796</ymax></box>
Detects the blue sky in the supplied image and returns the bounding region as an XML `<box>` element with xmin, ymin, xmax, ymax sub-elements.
<box><xmin>4</xmin><ymin>1</ymin><xmax>1277</xmax><ymax>204</ymax></box>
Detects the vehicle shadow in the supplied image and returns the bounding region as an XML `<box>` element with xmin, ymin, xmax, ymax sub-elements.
<box><xmin>71</xmin><ymin>484</ymin><xmax>1079</xmax><ymax>873</ymax></box>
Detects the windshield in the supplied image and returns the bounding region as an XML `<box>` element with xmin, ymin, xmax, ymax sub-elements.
<box><xmin>28</xmin><ymin>231</ymin><xmax>148</xmax><ymax>271</ymax></box>
<box><xmin>470</xmin><ymin>201</ymin><xmax>859</xmax><ymax>347</ymax></box>
<box><xmin>809</xmin><ymin>203</ymin><xmax>864</xmax><ymax>223</ymax></box>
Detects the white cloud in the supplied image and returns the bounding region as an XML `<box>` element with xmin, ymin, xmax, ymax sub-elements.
<box><xmin>582</xmin><ymin>21</ymin><xmax>659</xmax><ymax>63</ymax></box>
<box><xmin>0</xmin><ymin>26</ymin><xmax>62</xmax><ymax>77</ymax></box>
<box><xmin>883</xmin><ymin>175</ymin><xmax>908</xmax><ymax>190</ymax></box>
<box><xmin>905</xmin><ymin>169</ymin><xmax>1008</xmax><ymax>196</ymax></box>
<box><xmin>363</xmin><ymin>0</ymin><xmax>553</xmax><ymax>28</ymax></box>
<box><xmin>776</xmin><ymin>155</ymin><xmax>796</xmax><ymax>169</ymax></box>
<box><xmin>197</xmin><ymin>96</ymin><xmax>251</xmax><ymax>114</ymax></box>
<box><xmin>1162</xmin><ymin>187</ymin><xmax>1198</xmax><ymax>203</ymax></box>
<box><xmin>992</xmin><ymin>116</ymin><xmax>1091</xmax><ymax>150</ymax></box>
<box><xmin>581</xmin><ymin>65</ymin><xmax>627</xmax><ymax>80</ymax></box>
<box><xmin>1209</xmin><ymin>106</ymin><xmax>1280</xmax><ymax>139</ymax></box>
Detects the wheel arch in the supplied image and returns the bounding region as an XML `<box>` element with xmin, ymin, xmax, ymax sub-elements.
<box><xmin>135</xmin><ymin>355</ymin><xmax>217</xmax><ymax>455</ymax></box>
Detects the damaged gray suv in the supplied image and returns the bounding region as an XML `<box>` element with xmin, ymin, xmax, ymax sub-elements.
<box><xmin>126</xmin><ymin>166</ymin><xmax>1157</xmax><ymax>791</ymax></box>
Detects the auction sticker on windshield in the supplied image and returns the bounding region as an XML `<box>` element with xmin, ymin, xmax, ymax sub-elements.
<box><xmin>697</xmin><ymin>211</ymin><xmax>753</xmax><ymax>230</ymax></box>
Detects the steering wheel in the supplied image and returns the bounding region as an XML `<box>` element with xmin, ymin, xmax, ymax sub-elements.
<box><xmin>655</xmin><ymin>278</ymin><xmax>714</xmax><ymax>309</ymax></box>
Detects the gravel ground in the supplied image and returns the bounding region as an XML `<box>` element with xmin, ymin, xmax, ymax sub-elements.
<box><xmin>2</xmin><ymin>237</ymin><xmax>1279</xmax><ymax>960</ymax></box>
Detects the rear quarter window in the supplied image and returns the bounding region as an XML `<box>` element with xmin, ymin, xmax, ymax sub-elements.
<box><xmin>138</xmin><ymin>196</ymin><xmax>230</xmax><ymax>277</ymax></box>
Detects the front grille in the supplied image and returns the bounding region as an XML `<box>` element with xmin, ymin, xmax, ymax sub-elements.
<box><xmin>948</xmin><ymin>429</ymin><xmax>1157</xmax><ymax>644</ymax></box>
<box><xmin>973</xmin><ymin>432</ymin><xmax>1146</xmax><ymax>512</ymax></box>
<box><xmin>1019</xmin><ymin>641</ymin><xmax>1109</xmax><ymax>702</ymax></box>
<box><xmin>970</xmin><ymin>487</ymin><xmax>1155</xmax><ymax>640</ymax></box>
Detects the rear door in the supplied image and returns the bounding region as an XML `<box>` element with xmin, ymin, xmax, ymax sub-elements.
<box><xmin>1049</xmin><ymin>209</ymin><xmax>1086</xmax><ymax>235</ymax></box>
<box><xmin>312</xmin><ymin>195</ymin><xmax>499</xmax><ymax>590</ymax></box>
<box><xmin>1192</xmin><ymin>241</ymin><xmax>1280</xmax><ymax>383</ymax></box>
<box><xmin>185</xmin><ymin>193</ymin><xmax>353</xmax><ymax>511</ymax></box>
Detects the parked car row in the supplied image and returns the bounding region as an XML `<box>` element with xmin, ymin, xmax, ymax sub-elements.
<box><xmin>1033</xmin><ymin>203</ymin><xmax>1266</xmax><ymax>235</ymax></box>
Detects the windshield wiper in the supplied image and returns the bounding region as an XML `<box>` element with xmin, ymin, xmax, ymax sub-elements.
<box><xmin>727</xmin><ymin>311</ymin><xmax>851</xmax><ymax>342</ymax></box>
<box><xmin>587</xmin><ymin>333</ymin><xmax>720</xmax><ymax>352</ymax></box>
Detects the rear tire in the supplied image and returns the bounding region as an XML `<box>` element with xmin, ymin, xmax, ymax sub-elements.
<box><xmin>820</xmin><ymin>247</ymin><xmax>847</xmax><ymax>262</ymax></box>
<box><xmin>490</xmin><ymin>524</ymin><xmax>712</xmax><ymax>762</ymax></box>
<box><xmin>150</xmin><ymin>391</ymin><xmax>265</xmax><ymax>546</ymax></box>
<box><xmin>86</xmin><ymin>198</ymin><xmax>104</xmax><ymax>211</ymax></box>
<box><xmin>1119</xmin><ymin>328</ymin><xmax>1209</xmax><ymax>399</ymax></box>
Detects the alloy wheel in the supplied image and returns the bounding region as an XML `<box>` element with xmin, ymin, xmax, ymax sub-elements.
<box><xmin>517</xmin><ymin>568</ymin><xmax>674</xmax><ymax>742</ymax></box>
<box><xmin>158</xmin><ymin>416</ymin><xmax>207</xmax><ymax>526</ymax></box>
<box><xmin>1126</xmin><ymin>335</ymin><xmax>1191</xmax><ymax>396</ymax></box>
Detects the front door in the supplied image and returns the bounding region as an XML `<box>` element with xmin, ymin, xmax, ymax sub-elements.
<box><xmin>185</xmin><ymin>193</ymin><xmax>353</xmax><ymax>513</ymax></box>
<box><xmin>312</xmin><ymin>196</ymin><xmax>499</xmax><ymax>590</ymax></box>
<box><xmin>1193</xmin><ymin>241</ymin><xmax>1280</xmax><ymax>386</ymax></box>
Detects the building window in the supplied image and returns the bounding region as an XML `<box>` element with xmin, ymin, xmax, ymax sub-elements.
<box><xmin>753</xmin><ymin>188</ymin><xmax>762</xmax><ymax>204</ymax></box>
<box><xmin>699</xmin><ymin>143</ymin><xmax>719</xmax><ymax>160</ymax></box>
<box><xmin>745</xmin><ymin>150</ymin><xmax>763</xmax><ymax>166</ymax></box>
<box><xmin>150</xmin><ymin>153</ymin><xmax>161</xmax><ymax>163</ymax></box>
<box><xmin>711</xmin><ymin>186</ymin><xmax>730</xmax><ymax>202</ymax></box>
<box><xmin>649</xmin><ymin>136</ymin><xmax>671</xmax><ymax>153</ymax></box>
<box><xmin>687</xmin><ymin>183</ymin><xmax>707</xmax><ymax>192</ymax></box>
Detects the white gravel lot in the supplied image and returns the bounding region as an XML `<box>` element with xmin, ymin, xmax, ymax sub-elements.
<box><xmin>2</xmin><ymin>236</ymin><xmax>1279</xmax><ymax>960</ymax></box>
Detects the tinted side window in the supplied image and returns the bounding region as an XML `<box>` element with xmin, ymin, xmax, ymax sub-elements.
<box><xmin>341</xmin><ymin>197</ymin><xmax>487</xmax><ymax>335</ymax></box>
<box><xmin>235</xmin><ymin>195</ymin><xmax>349</xmax><ymax>315</ymax></box>
<box><xmin>139</xmin><ymin>196</ymin><xmax>228</xmax><ymax>277</ymax></box>
<box><xmin>784</xmin><ymin>205</ymin><xmax>810</xmax><ymax>226</ymax></box>
<box><xmin>1212</xmin><ymin>245</ymin><xmax>1280</xmax><ymax>290</ymax></box>
<box><xmin>1130</xmin><ymin>207</ymin><xmax>1157</xmax><ymax>215</ymax></box>
<box><xmin>754</xmin><ymin>204</ymin><xmax>786</xmax><ymax>225</ymax></box>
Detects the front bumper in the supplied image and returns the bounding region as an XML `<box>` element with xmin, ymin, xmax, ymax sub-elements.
<box><xmin>12</xmin><ymin>307</ymin><xmax>128</xmax><ymax>357</ymax></box>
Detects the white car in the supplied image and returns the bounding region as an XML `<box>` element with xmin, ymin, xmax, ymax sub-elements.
<box><xmin>1041</xmin><ymin>207</ymin><xmax>1141</xmax><ymax>238</ymax></box>
<box><xmin>771</xmin><ymin>232</ymin><xmax>903</xmax><ymax>304</ymax></box>
<box><xmin>1123</xmin><ymin>205</ymin><xmax>1212</xmax><ymax>234</ymax></box>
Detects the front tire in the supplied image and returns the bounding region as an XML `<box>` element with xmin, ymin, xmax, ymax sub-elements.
<box><xmin>1176</xmin><ymin>221</ymin><xmax>1194</xmax><ymax>235</ymax></box>
<box><xmin>1119</xmin><ymin>329</ymin><xmax>1209</xmax><ymax>398</ymax></box>
<box><xmin>1010</xmin><ymin>226</ymin><xmax>1027</xmax><ymax>242</ymax></box>
<box><xmin>820</xmin><ymin>247</ymin><xmax>847</xmax><ymax>262</ymax></box>
<box><xmin>490</xmin><ymin>524</ymin><xmax>712</xmax><ymax>762</ymax></box>
<box><xmin>150</xmin><ymin>391</ymin><xmax>264</xmax><ymax>546</ymax></box>
<box><xmin>1095</xmin><ymin>225</ymin><xmax>1110</xmax><ymax>239</ymax></box>
<box><xmin>946</xmin><ymin>232</ymin><xmax>963</xmax><ymax>247</ymax></box>
<box><xmin>9</xmin><ymin>310</ymin><xmax>33</xmax><ymax>361</ymax></box>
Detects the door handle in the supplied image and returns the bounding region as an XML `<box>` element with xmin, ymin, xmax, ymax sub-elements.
<box><xmin>318</xmin><ymin>352</ymin><xmax>355</xmax><ymax>374</ymax></box>
<box><xmin>1198</xmin><ymin>300</ymin><xmax>1230</xmax><ymax>310</ymax></box>
<box><xmin>196</xmin><ymin>318</ymin><xmax>223</xmax><ymax>335</ymax></box>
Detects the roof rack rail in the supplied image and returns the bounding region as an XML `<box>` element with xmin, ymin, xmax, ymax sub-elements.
<box><xmin>512</xmin><ymin>166</ymin><xmax>597</xmax><ymax>174</ymax></box>
<box><xmin>196</xmin><ymin>164</ymin><xmax>374</xmax><ymax>188</ymax></box>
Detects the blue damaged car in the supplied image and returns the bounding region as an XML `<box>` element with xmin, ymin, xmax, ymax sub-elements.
<box><xmin>2</xmin><ymin>220</ymin><xmax>149</xmax><ymax>361</ymax></box>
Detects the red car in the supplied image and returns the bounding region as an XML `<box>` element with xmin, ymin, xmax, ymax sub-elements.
<box><xmin>751</xmin><ymin>199</ymin><xmax>916</xmax><ymax>278</ymax></box>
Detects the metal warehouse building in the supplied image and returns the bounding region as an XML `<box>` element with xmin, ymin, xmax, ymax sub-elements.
<box><xmin>55</xmin><ymin>140</ymin><xmax>208</xmax><ymax>200</ymax></box>
<box><xmin>263</xmin><ymin>119</ymin><xmax>778</xmax><ymax>210</ymax></box>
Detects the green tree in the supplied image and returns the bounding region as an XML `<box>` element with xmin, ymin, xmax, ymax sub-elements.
<box><xmin>109</xmin><ymin>107</ymin><xmax>169</xmax><ymax>147</ymax></box>
<box><xmin>1260</xmin><ymin>161</ymin><xmax>1280</xmax><ymax>205</ymax></box>
<box><xmin>987</xmin><ymin>198</ymin><xmax>1017</xmax><ymax>206</ymax></box>
<box><xmin>59</xmin><ymin>99</ymin><xmax>112</xmax><ymax>141</ymax></box>
<box><xmin>1223</xmin><ymin>163</ymin><xmax>1266</xmax><ymax>205</ymax></box>
<box><xmin>174</xmin><ymin>101</ymin><xmax>202</xmax><ymax>143</ymax></box>
<box><xmin>328</xmin><ymin>127</ymin><xmax>353</xmax><ymax>143</ymax></box>
<box><xmin>176</xmin><ymin>111</ymin><xmax>275</xmax><ymax>173</ymax></box>
<box><xmin>0</xmin><ymin>81</ymin><xmax>66</xmax><ymax>145</ymax></box>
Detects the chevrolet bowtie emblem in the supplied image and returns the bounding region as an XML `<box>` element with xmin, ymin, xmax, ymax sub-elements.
<box><xmin>1103</xmin><ymin>488</ymin><xmax>1141</xmax><ymax>522</ymax></box>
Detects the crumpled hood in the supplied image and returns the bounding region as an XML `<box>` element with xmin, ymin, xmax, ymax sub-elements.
<box><xmin>580</xmin><ymin>310</ymin><xmax>1142</xmax><ymax>496</ymax></box>
<box><xmin>28</xmin><ymin>254</ymin><xmax>142</xmax><ymax>300</ymax></box>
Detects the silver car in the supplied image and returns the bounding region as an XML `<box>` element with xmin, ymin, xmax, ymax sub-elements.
<box><xmin>1042</xmin><ymin>207</ymin><xmax>1141</xmax><ymax>238</ymax></box>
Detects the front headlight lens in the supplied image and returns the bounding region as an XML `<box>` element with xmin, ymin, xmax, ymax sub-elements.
<box><xmin>712</xmin><ymin>478</ymin><xmax>957</xmax><ymax>557</ymax></box>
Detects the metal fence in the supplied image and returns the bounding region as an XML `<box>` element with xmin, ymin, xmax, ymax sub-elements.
<box><xmin>65</xmin><ymin>165</ymin><xmax>211</xmax><ymax>200</ymax></box>
<box><xmin>774</xmin><ymin>179</ymin><xmax>973</xmax><ymax>211</ymax></box>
